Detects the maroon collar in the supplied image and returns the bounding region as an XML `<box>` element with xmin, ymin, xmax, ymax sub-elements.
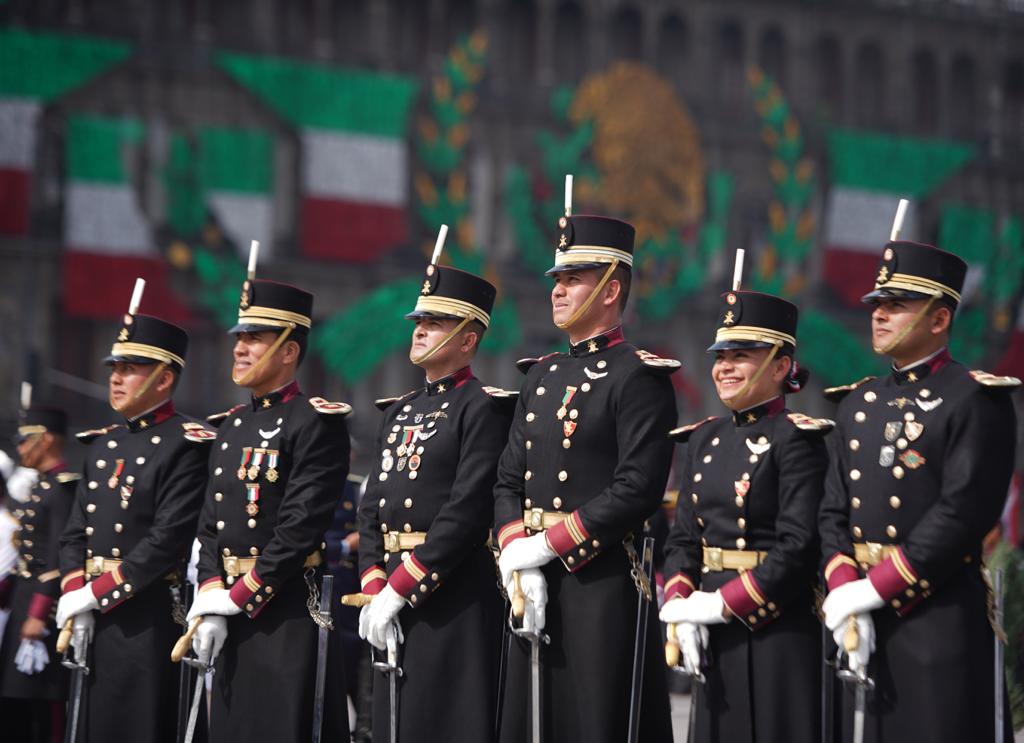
<box><xmin>127</xmin><ymin>399</ymin><xmax>176</xmax><ymax>431</ymax></box>
<box><xmin>733</xmin><ymin>396</ymin><xmax>785</xmax><ymax>426</ymax></box>
<box><xmin>892</xmin><ymin>348</ymin><xmax>951</xmax><ymax>385</ymax></box>
<box><xmin>426</xmin><ymin>366</ymin><xmax>474</xmax><ymax>396</ymax></box>
<box><xmin>252</xmin><ymin>380</ymin><xmax>301</xmax><ymax>411</ymax></box>
<box><xmin>569</xmin><ymin>326</ymin><xmax>625</xmax><ymax>357</ymax></box>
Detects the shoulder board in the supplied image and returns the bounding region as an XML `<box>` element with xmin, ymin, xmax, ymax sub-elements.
<box><xmin>635</xmin><ymin>349</ymin><xmax>681</xmax><ymax>374</ymax></box>
<box><xmin>374</xmin><ymin>390</ymin><xmax>417</xmax><ymax>412</ymax></box>
<box><xmin>56</xmin><ymin>472</ymin><xmax>82</xmax><ymax>484</ymax></box>
<box><xmin>823</xmin><ymin>376</ymin><xmax>876</xmax><ymax>402</ymax></box>
<box><xmin>182</xmin><ymin>421</ymin><xmax>217</xmax><ymax>443</ymax></box>
<box><xmin>207</xmin><ymin>404</ymin><xmax>246</xmax><ymax>425</ymax></box>
<box><xmin>786</xmin><ymin>412</ymin><xmax>835</xmax><ymax>432</ymax></box>
<box><xmin>516</xmin><ymin>352</ymin><xmax>560</xmax><ymax>375</ymax></box>
<box><xmin>75</xmin><ymin>424</ymin><xmax>120</xmax><ymax>443</ymax></box>
<box><xmin>668</xmin><ymin>416</ymin><xmax>719</xmax><ymax>441</ymax></box>
<box><xmin>969</xmin><ymin>370</ymin><xmax>1022</xmax><ymax>388</ymax></box>
<box><xmin>309</xmin><ymin>397</ymin><xmax>352</xmax><ymax>416</ymax></box>
<box><xmin>482</xmin><ymin>386</ymin><xmax>518</xmax><ymax>399</ymax></box>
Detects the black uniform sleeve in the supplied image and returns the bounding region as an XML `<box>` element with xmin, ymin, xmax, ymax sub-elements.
<box><xmin>357</xmin><ymin>422</ymin><xmax>388</xmax><ymax>595</ymax></box>
<box><xmin>545</xmin><ymin>366</ymin><xmax>677</xmax><ymax>570</ymax></box>
<box><xmin>58</xmin><ymin>476</ymin><xmax>91</xmax><ymax>594</ymax></box>
<box><xmin>662</xmin><ymin>442</ymin><xmax>701</xmax><ymax>601</ymax></box>
<box><xmin>818</xmin><ymin>418</ymin><xmax>862</xmax><ymax>592</ymax></box>
<box><xmin>492</xmin><ymin>379</ymin><xmax>533</xmax><ymax>550</ymax></box>
<box><xmin>389</xmin><ymin>395</ymin><xmax>511</xmax><ymax>604</ymax></box>
<box><xmin>195</xmin><ymin>456</ymin><xmax>222</xmax><ymax>590</ymax></box>
<box><xmin>230</xmin><ymin>412</ymin><xmax>350</xmax><ymax>615</ymax></box>
<box><xmin>867</xmin><ymin>387</ymin><xmax>1016</xmax><ymax>605</ymax></box>
<box><xmin>719</xmin><ymin>426</ymin><xmax>827</xmax><ymax>628</ymax></box>
<box><xmin>89</xmin><ymin>440</ymin><xmax>209</xmax><ymax>611</ymax></box>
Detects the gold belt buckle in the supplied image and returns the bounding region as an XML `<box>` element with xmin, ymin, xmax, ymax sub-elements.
<box><xmin>527</xmin><ymin>508</ymin><xmax>545</xmax><ymax>531</ymax></box>
<box><xmin>91</xmin><ymin>556</ymin><xmax>105</xmax><ymax>575</ymax></box>
<box><xmin>385</xmin><ymin>532</ymin><xmax>401</xmax><ymax>553</ymax></box>
<box><xmin>223</xmin><ymin>556</ymin><xmax>240</xmax><ymax>577</ymax></box>
<box><xmin>866</xmin><ymin>542</ymin><xmax>883</xmax><ymax>565</ymax></box>
<box><xmin>705</xmin><ymin>547</ymin><xmax>723</xmax><ymax>572</ymax></box>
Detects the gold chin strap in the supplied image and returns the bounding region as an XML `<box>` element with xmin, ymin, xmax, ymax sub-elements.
<box><xmin>873</xmin><ymin>293</ymin><xmax>938</xmax><ymax>355</ymax></box>
<box><xmin>555</xmin><ymin>259</ymin><xmax>619</xmax><ymax>330</ymax></box>
<box><xmin>729</xmin><ymin>342</ymin><xmax>782</xmax><ymax>408</ymax></box>
<box><xmin>233</xmin><ymin>323</ymin><xmax>295</xmax><ymax>387</ymax></box>
<box><xmin>412</xmin><ymin>316</ymin><xmax>471</xmax><ymax>365</ymax></box>
<box><xmin>129</xmin><ymin>362</ymin><xmax>168</xmax><ymax>405</ymax></box>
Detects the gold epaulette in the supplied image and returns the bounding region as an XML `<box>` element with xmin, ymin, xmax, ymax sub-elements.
<box><xmin>482</xmin><ymin>386</ymin><xmax>517</xmax><ymax>399</ymax></box>
<box><xmin>668</xmin><ymin>416</ymin><xmax>719</xmax><ymax>441</ymax></box>
<box><xmin>206</xmin><ymin>405</ymin><xmax>245</xmax><ymax>425</ymax></box>
<box><xmin>182</xmin><ymin>421</ymin><xmax>217</xmax><ymax>443</ymax></box>
<box><xmin>374</xmin><ymin>390</ymin><xmax>416</xmax><ymax>411</ymax></box>
<box><xmin>75</xmin><ymin>424</ymin><xmax>120</xmax><ymax>442</ymax></box>
<box><xmin>309</xmin><ymin>397</ymin><xmax>352</xmax><ymax>416</ymax></box>
<box><xmin>55</xmin><ymin>472</ymin><xmax>82</xmax><ymax>484</ymax></box>
<box><xmin>636</xmin><ymin>349</ymin><xmax>682</xmax><ymax>373</ymax></box>
<box><xmin>969</xmin><ymin>370</ymin><xmax>1022</xmax><ymax>388</ymax></box>
<box><xmin>823</xmin><ymin>376</ymin><xmax>876</xmax><ymax>402</ymax></box>
<box><xmin>786</xmin><ymin>412</ymin><xmax>835</xmax><ymax>432</ymax></box>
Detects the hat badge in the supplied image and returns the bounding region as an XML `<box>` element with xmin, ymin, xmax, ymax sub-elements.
<box><xmin>723</xmin><ymin>310</ymin><xmax>736</xmax><ymax>325</ymax></box>
<box><xmin>883</xmin><ymin>247</ymin><xmax>894</xmax><ymax>261</ymax></box>
<box><xmin>726</xmin><ymin>293</ymin><xmax>737</xmax><ymax>305</ymax></box>
<box><xmin>240</xmin><ymin>280</ymin><xmax>251</xmax><ymax>310</ymax></box>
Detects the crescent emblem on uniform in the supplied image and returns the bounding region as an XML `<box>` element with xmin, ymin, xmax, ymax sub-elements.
<box><xmin>584</xmin><ymin>367</ymin><xmax>608</xmax><ymax>380</ymax></box>
<box><xmin>915</xmin><ymin>397</ymin><xmax>943</xmax><ymax>412</ymax></box>
<box><xmin>258</xmin><ymin>427</ymin><xmax>281</xmax><ymax>439</ymax></box>
<box><xmin>745</xmin><ymin>438</ymin><xmax>771</xmax><ymax>455</ymax></box>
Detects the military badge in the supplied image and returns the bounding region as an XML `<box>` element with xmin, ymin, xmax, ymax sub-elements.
<box><xmin>108</xmin><ymin>458</ymin><xmax>125</xmax><ymax>490</ymax></box>
<box><xmin>563</xmin><ymin>421</ymin><xmax>577</xmax><ymax>438</ymax></box>
<box><xmin>408</xmin><ymin>455</ymin><xmax>421</xmax><ymax>471</ymax></box>
<box><xmin>884</xmin><ymin>422</ymin><xmax>903</xmax><ymax>442</ymax></box>
<box><xmin>248</xmin><ymin>449</ymin><xmax>264</xmax><ymax>481</ymax></box>
<box><xmin>245</xmin><ymin>483</ymin><xmax>260</xmax><ymax>516</ymax></box>
<box><xmin>904</xmin><ymin>421</ymin><xmax>924</xmax><ymax>441</ymax></box>
<box><xmin>916</xmin><ymin>397</ymin><xmax>943</xmax><ymax>412</ymax></box>
<box><xmin>745</xmin><ymin>437</ymin><xmax>771</xmax><ymax>456</ymax></box>
<box><xmin>557</xmin><ymin>386</ymin><xmax>578</xmax><ymax>421</ymax></box>
<box><xmin>264</xmin><ymin>450</ymin><xmax>280</xmax><ymax>482</ymax></box>
<box><xmin>238</xmin><ymin>447</ymin><xmax>252</xmax><ymax>480</ymax></box>
<box><xmin>734</xmin><ymin>480</ymin><xmax>750</xmax><ymax>498</ymax></box>
<box><xmin>879</xmin><ymin>445</ymin><xmax>895</xmax><ymax>467</ymax></box>
<box><xmin>899</xmin><ymin>450</ymin><xmax>926</xmax><ymax>469</ymax></box>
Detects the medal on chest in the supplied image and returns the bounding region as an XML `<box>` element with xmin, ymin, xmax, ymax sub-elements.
<box><xmin>108</xmin><ymin>458</ymin><xmax>125</xmax><ymax>489</ymax></box>
<box><xmin>238</xmin><ymin>447</ymin><xmax>252</xmax><ymax>480</ymax></box>
<box><xmin>265</xmin><ymin>450</ymin><xmax>280</xmax><ymax>482</ymax></box>
<box><xmin>556</xmin><ymin>386</ymin><xmax>578</xmax><ymax>421</ymax></box>
<box><xmin>245</xmin><ymin>483</ymin><xmax>260</xmax><ymax>516</ymax></box>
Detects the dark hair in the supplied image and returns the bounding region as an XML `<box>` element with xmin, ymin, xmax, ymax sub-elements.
<box><xmin>612</xmin><ymin>264</ymin><xmax>631</xmax><ymax>312</ymax></box>
<box><xmin>780</xmin><ymin>352</ymin><xmax>810</xmax><ymax>394</ymax></box>
<box><xmin>283</xmin><ymin>328</ymin><xmax>309</xmax><ymax>366</ymax></box>
<box><xmin>464</xmin><ymin>320</ymin><xmax>487</xmax><ymax>350</ymax></box>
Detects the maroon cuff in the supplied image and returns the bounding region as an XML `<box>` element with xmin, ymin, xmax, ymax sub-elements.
<box><xmin>388</xmin><ymin>554</ymin><xmax>439</xmax><ymax>607</ymax></box>
<box><xmin>664</xmin><ymin>573</ymin><xmax>696</xmax><ymax>601</ymax></box>
<box><xmin>360</xmin><ymin>566</ymin><xmax>387</xmax><ymax>596</ymax></box>
<box><xmin>61</xmin><ymin>570</ymin><xmax>86</xmax><ymax>594</ymax></box>
<box><xmin>720</xmin><ymin>572</ymin><xmax>778</xmax><ymax>631</ymax></box>
<box><xmin>90</xmin><ymin>565</ymin><xmax>132</xmax><ymax>613</ymax></box>
<box><xmin>229</xmin><ymin>569</ymin><xmax>271</xmax><ymax>618</ymax></box>
<box><xmin>545</xmin><ymin>511</ymin><xmax>598</xmax><ymax>572</ymax></box>
<box><xmin>868</xmin><ymin>547</ymin><xmax>920</xmax><ymax>611</ymax></box>
<box><xmin>28</xmin><ymin>592</ymin><xmax>55</xmax><ymax>621</ymax></box>
<box><xmin>497</xmin><ymin>519</ymin><xmax>527</xmax><ymax>550</ymax></box>
<box><xmin>824</xmin><ymin>553</ymin><xmax>861</xmax><ymax>591</ymax></box>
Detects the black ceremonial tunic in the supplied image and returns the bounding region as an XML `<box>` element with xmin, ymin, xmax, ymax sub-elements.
<box><xmin>358</xmin><ymin>367</ymin><xmax>511</xmax><ymax>743</ymax></box>
<box><xmin>196</xmin><ymin>381</ymin><xmax>351</xmax><ymax>743</ymax></box>
<box><xmin>493</xmin><ymin>328</ymin><xmax>677</xmax><ymax>743</ymax></box>
<box><xmin>0</xmin><ymin>466</ymin><xmax>76</xmax><ymax>701</ymax></box>
<box><xmin>819</xmin><ymin>351</ymin><xmax>1016</xmax><ymax>743</ymax></box>
<box><xmin>663</xmin><ymin>397</ymin><xmax>828</xmax><ymax>743</ymax></box>
<box><xmin>58</xmin><ymin>401</ymin><xmax>211</xmax><ymax>743</ymax></box>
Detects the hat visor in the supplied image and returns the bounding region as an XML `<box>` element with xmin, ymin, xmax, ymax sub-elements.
<box><xmin>404</xmin><ymin>309</ymin><xmax>465</xmax><ymax>322</ymax></box>
<box><xmin>228</xmin><ymin>322</ymin><xmax>283</xmax><ymax>334</ymax></box>
<box><xmin>860</xmin><ymin>287</ymin><xmax>934</xmax><ymax>304</ymax></box>
<box><xmin>706</xmin><ymin>339</ymin><xmax>776</xmax><ymax>353</ymax></box>
<box><xmin>103</xmin><ymin>353</ymin><xmax>163</xmax><ymax>366</ymax></box>
<box><xmin>544</xmin><ymin>261</ymin><xmax>611</xmax><ymax>276</ymax></box>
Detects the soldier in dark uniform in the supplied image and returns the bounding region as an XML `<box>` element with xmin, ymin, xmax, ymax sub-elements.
<box><xmin>819</xmin><ymin>240</ymin><xmax>1017</xmax><ymax>742</ymax></box>
<box><xmin>494</xmin><ymin>213</ymin><xmax>677</xmax><ymax>743</ymax></box>
<box><xmin>0</xmin><ymin>405</ymin><xmax>76</xmax><ymax>742</ymax></box>
<box><xmin>356</xmin><ymin>260</ymin><xmax>511</xmax><ymax>742</ymax></box>
<box><xmin>186</xmin><ymin>275</ymin><xmax>351</xmax><ymax>743</ymax></box>
<box><xmin>660</xmin><ymin>291</ymin><xmax>829</xmax><ymax>743</ymax></box>
<box><xmin>56</xmin><ymin>308</ymin><xmax>212</xmax><ymax>743</ymax></box>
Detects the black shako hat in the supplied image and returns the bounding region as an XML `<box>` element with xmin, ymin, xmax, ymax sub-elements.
<box><xmin>707</xmin><ymin>290</ymin><xmax>799</xmax><ymax>354</ymax></box>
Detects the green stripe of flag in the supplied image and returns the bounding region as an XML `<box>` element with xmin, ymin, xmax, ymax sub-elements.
<box><xmin>217</xmin><ymin>52</ymin><xmax>418</xmax><ymax>137</ymax></box>
<box><xmin>200</xmin><ymin>127</ymin><xmax>272</xmax><ymax>194</ymax></box>
<box><xmin>0</xmin><ymin>28</ymin><xmax>130</xmax><ymax>100</ymax></box>
<box><xmin>67</xmin><ymin>115</ymin><xmax>144</xmax><ymax>183</ymax></box>
<box><xmin>827</xmin><ymin>129</ymin><xmax>974</xmax><ymax>197</ymax></box>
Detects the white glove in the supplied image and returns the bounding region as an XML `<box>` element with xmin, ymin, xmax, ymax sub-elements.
<box><xmin>659</xmin><ymin>591</ymin><xmax>729</xmax><ymax>626</ymax></box>
<box><xmin>822</xmin><ymin>578</ymin><xmax>884</xmax><ymax>631</ymax></box>
<box><xmin>833</xmin><ymin>612</ymin><xmax>875</xmax><ymax>676</ymax></box>
<box><xmin>360</xmin><ymin>584</ymin><xmax>406</xmax><ymax>651</ymax></box>
<box><xmin>498</xmin><ymin>533</ymin><xmax>557</xmax><ymax>587</ymax></box>
<box><xmin>506</xmin><ymin>567</ymin><xmax>548</xmax><ymax>632</ymax></box>
<box><xmin>70</xmin><ymin>612</ymin><xmax>94</xmax><ymax>664</ymax></box>
<box><xmin>675</xmin><ymin>622</ymin><xmax>709</xmax><ymax>676</ymax></box>
<box><xmin>56</xmin><ymin>586</ymin><xmax>99</xmax><ymax>627</ymax></box>
<box><xmin>192</xmin><ymin>615</ymin><xmax>228</xmax><ymax>665</ymax></box>
<box><xmin>14</xmin><ymin>638</ymin><xmax>49</xmax><ymax>674</ymax></box>
<box><xmin>186</xmin><ymin>588</ymin><xmax>243</xmax><ymax>622</ymax></box>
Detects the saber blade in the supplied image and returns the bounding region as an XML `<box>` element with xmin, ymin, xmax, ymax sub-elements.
<box><xmin>183</xmin><ymin>666</ymin><xmax>207</xmax><ymax>743</ymax></box>
<box><xmin>311</xmin><ymin>574</ymin><xmax>334</xmax><ymax>743</ymax></box>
